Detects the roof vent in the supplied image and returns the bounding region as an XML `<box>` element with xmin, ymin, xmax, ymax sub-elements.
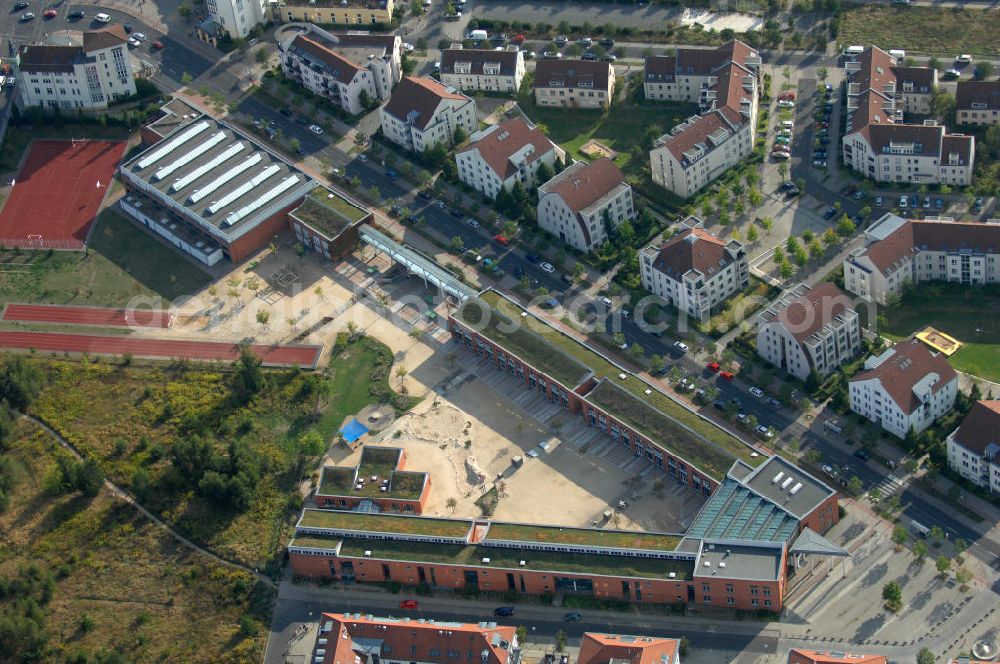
<box><xmin>718</xmin><ymin>562</ymin><xmax>726</xmax><ymax>568</ymax></box>
<box><xmin>519</xmin><ymin>560</ymin><xmax>526</xmax><ymax>566</ymax></box>
<box><xmin>482</xmin><ymin>557</ymin><xmax>491</xmax><ymax>564</ymax></box>
<box><xmin>703</xmin><ymin>561</ymin><xmax>711</xmax><ymax>567</ymax></box>
<box><xmin>619</xmin><ymin>373</ymin><xmax>627</xmax><ymax>380</ymax></box>
<box><xmin>781</xmin><ymin>476</ymin><xmax>794</xmax><ymax>489</ymax></box>
<box><xmin>364</xmin><ymin>550</ymin><xmax>372</xmax><ymax>556</ymax></box>
<box><xmin>668</xmin><ymin>572</ymin><xmax>676</xmax><ymax>579</ymax></box>
<box><xmin>790</xmin><ymin>482</ymin><xmax>803</xmax><ymax>495</ymax></box>
<box><xmin>644</xmin><ymin>389</ymin><xmax>652</xmax><ymax>395</ymax></box>
<box><xmin>771</xmin><ymin>471</ymin><xmax>785</xmax><ymax>484</ymax></box>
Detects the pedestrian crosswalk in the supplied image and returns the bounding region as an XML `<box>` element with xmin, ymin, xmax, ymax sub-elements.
<box><xmin>870</xmin><ymin>474</ymin><xmax>904</xmax><ymax>497</ymax></box>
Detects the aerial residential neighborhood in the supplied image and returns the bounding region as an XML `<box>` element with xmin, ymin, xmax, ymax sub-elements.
<box><xmin>0</xmin><ymin>0</ymin><xmax>999</xmax><ymax>663</ymax></box>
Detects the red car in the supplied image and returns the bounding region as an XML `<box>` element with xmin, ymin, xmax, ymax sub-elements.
<box><xmin>43</xmin><ymin>9</ymin><xmax>57</xmax><ymax>17</ymax></box>
<box><xmin>706</xmin><ymin>362</ymin><xmax>720</xmax><ymax>373</ymax></box>
<box><xmin>513</xmin><ymin>34</ymin><xmax>525</xmax><ymax>44</ymax></box>
<box><xmin>399</xmin><ymin>600</ymin><xmax>419</xmax><ymax>609</ymax></box>
<box><xmin>778</xmin><ymin>91</ymin><xmax>796</xmax><ymax>101</ymax></box>
<box><xmin>152</xmin><ymin>40</ymin><xmax>165</xmax><ymax>50</ymax></box>
<box><xmin>719</xmin><ymin>370</ymin><xmax>735</xmax><ymax>381</ymax></box>
<box><xmin>493</xmin><ymin>234</ymin><xmax>509</xmax><ymax>246</ymax></box>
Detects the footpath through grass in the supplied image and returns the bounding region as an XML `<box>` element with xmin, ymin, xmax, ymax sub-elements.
<box><xmin>0</xmin><ymin>418</ymin><xmax>268</xmax><ymax>663</ymax></box>
<box><xmin>881</xmin><ymin>283</ymin><xmax>1000</xmax><ymax>382</ymax></box>
<box><xmin>26</xmin><ymin>334</ymin><xmax>417</xmax><ymax>570</ymax></box>
<box><xmin>0</xmin><ymin>210</ymin><xmax>211</xmax><ymax>307</ymax></box>
<box><xmin>840</xmin><ymin>5</ymin><xmax>1000</xmax><ymax>56</ymax></box>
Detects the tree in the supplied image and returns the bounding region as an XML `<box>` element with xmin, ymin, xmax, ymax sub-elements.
<box><xmin>837</xmin><ymin>215</ymin><xmax>856</xmax><ymax>237</ymax></box>
<box><xmin>954</xmin><ymin>567</ymin><xmax>972</xmax><ymax>588</ymax></box>
<box><xmin>77</xmin><ymin>458</ymin><xmax>104</xmax><ymax>497</ymax></box>
<box><xmin>916</xmin><ymin>649</ymin><xmax>935</xmax><ymax>664</ymax></box>
<box><xmin>762</xmin><ymin>217</ymin><xmax>774</xmax><ymax>234</ymax></box>
<box><xmin>747</xmin><ymin>225</ymin><xmax>759</xmax><ymax>243</ymax></box>
<box><xmin>804</xmin><ymin>448</ymin><xmax>822</xmax><ymax>465</ymax></box>
<box><xmin>891</xmin><ymin>524</ymin><xmax>909</xmax><ymax>547</ymax></box>
<box><xmin>181</xmin><ymin>71</ymin><xmax>193</xmax><ymax>86</ymax></box>
<box><xmin>450</xmin><ymin>236</ymin><xmax>464</xmax><ymax>252</ymax></box>
<box><xmin>298</xmin><ymin>431</ymin><xmax>325</xmax><ymax>457</ymax></box>
<box><xmin>973</xmin><ymin>61</ymin><xmax>994</xmax><ymax>80</ymax></box>
<box><xmin>847</xmin><ymin>476</ymin><xmax>862</xmax><ymax>495</ymax></box>
<box><xmin>822</xmin><ymin>228</ymin><xmax>838</xmax><ymax>247</ymax></box>
<box><xmin>255</xmin><ymin>310</ymin><xmax>270</xmax><ymax>328</ymax></box>
<box><xmin>935</xmin><ymin>555</ymin><xmax>951</xmax><ymax>576</ymax></box>
<box><xmin>931</xmin><ymin>90</ymin><xmax>956</xmax><ymax>122</ymax></box>
<box><xmin>290</xmin><ymin>137</ymin><xmax>301</xmax><ymax>153</ymax></box>
<box><xmin>929</xmin><ymin>525</ymin><xmax>944</xmax><ymax>546</ymax></box>
<box><xmin>650</xmin><ymin>354</ymin><xmax>665</xmax><ymax>374</ymax></box>
<box><xmin>235</xmin><ymin>345</ymin><xmax>264</xmax><ymax>398</ymax></box>
<box><xmin>346</xmin><ymin>321</ymin><xmax>361</xmax><ymax>341</ymax></box>
<box><xmin>913</xmin><ymin>540</ymin><xmax>928</xmax><ymax>561</ymax></box>
<box><xmin>816</xmin><ymin>66</ymin><xmax>828</xmax><ymax>82</ymax></box>
<box><xmin>882</xmin><ymin>581</ymin><xmax>902</xmax><ymax>611</ymax></box>
<box><xmin>255</xmin><ymin>48</ymin><xmax>269</xmax><ymax>65</ymax></box>
<box><xmin>612</xmin><ymin>332</ymin><xmax>626</xmax><ymax>348</ymax></box>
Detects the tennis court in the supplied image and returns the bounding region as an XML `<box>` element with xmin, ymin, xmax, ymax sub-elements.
<box><xmin>0</xmin><ymin>139</ymin><xmax>127</xmax><ymax>249</ymax></box>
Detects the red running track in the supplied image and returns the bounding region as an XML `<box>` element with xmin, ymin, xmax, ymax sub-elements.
<box><xmin>0</xmin><ymin>331</ymin><xmax>322</xmax><ymax>368</ymax></box>
<box><xmin>2</xmin><ymin>303</ymin><xmax>173</xmax><ymax>329</ymax></box>
<box><xmin>0</xmin><ymin>139</ymin><xmax>127</xmax><ymax>246</ymax></box>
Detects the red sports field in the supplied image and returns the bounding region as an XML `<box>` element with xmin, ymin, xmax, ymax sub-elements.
<box><xmin>0</xmin><ymin>331</ymin><xmax>322</xmax><ymax>368</ymax></box>
<box><xmin>0</xmin><ymin>139</ymin><xmax>127</xmax><ymax>248</ymax></box>
<box><xmin>2</xmin><ymin>303</ymin><xmax>173</xmax><ymax>329</ymax></box>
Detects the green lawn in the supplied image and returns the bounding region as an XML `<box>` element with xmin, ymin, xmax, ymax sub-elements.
<box><xmin>881</xmin><ymin>283</ymin><xmax>1000</xmax><ymax>382</ymax></box>
<box><xmin>484</xmin><ymin>523</ymin><xmax>680</xmax><ymax>551</ymax></box>
<box><xmin>840</xmin><ymin>5</ymin><xmax>1000</xmax><ymax>56</ymax></box>
<box><xmin>0</xmin><ymin>210</ymin><xmax>211</xmax><ymax>307</ymax></box>
<box><xmin>298</xmin><ymin>510</ymin><xmax>472</xmax><ymax>538</ymax></box>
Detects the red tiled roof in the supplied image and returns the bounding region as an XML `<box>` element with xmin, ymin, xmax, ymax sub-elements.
<box><xmin>577</xmin><ymin>633</ymin><xmax>679</xmax><ymax>664</ymax></box>
<box><xmin>383</xmin><ymin>76</ymin><xmax>470</xmax><ymax>130</ymax></box>
<box><xmin>318</xmin><ymin>614</ymin><xmax>517</xmax><ymax>664</ymax></box>
<box><xmin>788</xmin><ymin>650</ymin><xmax>887</xmax><ymax>664</ymax></box>
<box><xmin>951</xmin><ymin>400</ymin><xmax>1000</xmax><ymax>458</ymax></box>
<box><xmin>652</xmin><ymin>227</ymin><xmax>734</xmax><ymax>281</ymax></box>
<box><xmin>956</xmin><ymin>80</ymin><xmax>1000</xmax><ymax>111</ymax></box>
<box><xmin>539</xmin><ymin>157</ymin><xmax>627</xmax><ymax>214</ymax></box>
<box><xmin>83</xmin><ymin>25</ymin><xmax>128</xmax><ymax>52</ymax></box>
<box><xmin>456</xmin><ymin>117</ymin><xmax>557</xmax><ymax>180</ymax></box>
<box><xmin>657</xmin><ymin>109</ymin><xmax>743</xmax><ymax>164</ymax></box>
<box><xmin>850</xmin><ymin>338</ymin><xmax>957</xmax><ymax>415</ymax></box>
<box><xmin>291</xmin><ymin>35</ymin><xmax>363</xmax><ymax>84</ymax></box>
<box><xmin>533</xmin><ymin>59</ymin><xmax>612</xmax><ymax>91</ymax></box>
<box><xmin>773</xmin><ymin>283</ymin><xmax>852</xmax><ymax>343</ymax></box>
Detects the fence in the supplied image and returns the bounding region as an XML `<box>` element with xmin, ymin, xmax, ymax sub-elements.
<box><xmin>0</xmin><ymin>237</ymin><xmax>85</xmax><ymax>251</ymax></box>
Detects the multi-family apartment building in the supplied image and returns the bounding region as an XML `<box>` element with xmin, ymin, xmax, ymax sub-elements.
<box><xmin>455</xmin><ymin>117</ymin><xmax>564</xmax><ymax>200</ymax></box>
<box><xmin>578</xmin><ymin>634</ymin><xmax>681</xmax><ymax>664</ymax></box>
<box><xmin>946</xmin><ymin>400</ymin><xmax>1000</xmax><ymax>494</ymax></box>
<box><xmin>645</xmin><ymin>41</ymin><xmax>761</xmax><ymax>198</ymax></box>
<box><xmin>842</xmin><ymin>47</ymin><xmax>973</xmax><ymax>185</ymax></box>
<box><xmin>848</xmin><ymin>338</ymin><xmax>958</xmax><ymax>438</ymax></box>
<box><xmin>639</xmin><ymin>218</ymin><xmax>748</xmax><ymax>322</ymax></box>
<box><xmin>15</xmin><ymin>26</ymin><xmax>136</xmax><ymax>111</ymax></box>
<box><xmin>955</xmin><ymin>80</ymin><xmax>1000</xmax><ymax>126</ymax></box>
<box><xmin>309</xmin><ymin>613</ymin><xmax>520</xmax><ymax>664</ymax></box>
<box><xmin>279</xmin><ymin>26</ymin><xmax>401</xmax><ymax>115</ymax></box>
<box><xmin>788</xmin><ymin>651</ymin><xmax>887</xmax><ymax>664</ymax></box>
<box><xmin>273</xmin><ymin>0</ymin><xmax>395</xmax><ymax>27</ymax></box>
<box><xmin>536</xmin><ymin>158</ymin><xmax>634</xmax><ymax>252</ymax></box>
<box><xmin>843</xmin><ymin>213</ymin><xmax>1000</xmax><ymax>304</ymax></box>
<box><xmin>439</xmin><ymin>46</ymin><xmax>525</xmax><ymax>93</ymax></box>
<box><xmin>205</xmin><ymin>0</ymin><xmax>266</xmax><ymax>39</ymax></box>
<box><xmin>532</xmin><ymin>59</ymin><xmax>615</xmax><ymax>109</ymax></box>
<box><xmin>379</xmin><ymin>77</ymin><xmax>476</xmax><ymax>152</ymax></box>
<box><xmin>756</xmin><ymin>283</ymin><xmax>861</xmax><ymax>381</ymax></box>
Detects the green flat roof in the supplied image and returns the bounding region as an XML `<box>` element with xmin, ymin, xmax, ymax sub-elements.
<box><xmin>299</xmin><ymin>511</ymin><xmax>471</xmax><ymax>538</ymax></box>
<box><xmin>290</xmin><ymin>537</ymin><xmax>342</xmax><ymax>551</ymax></box>
<box><xmin>291</xmin><ymin>186</ymin><xmax>369</xmax><ymax>239</ymax></box>
<box><xmin>337</xmin><ymin>539</ymin><xmax>694</xmax><ymax>580</ymax></box>
<box><xmin>484</xmin><ymin>523</ymin><xmax>681</xmax><ymax>551</ymax></box>
<box><xmin>589</xmin><ymin>380</ymin><xmax>760</xmax><ymax>480</ymax></box>
<box><xmin>462</xmin><ymin>291</ymin><xmax>764</xmax><ymax>480</ymax></box>
<box><xmin>454</xmin><ymin>293</ymin><xmax>591</xmax><ymax>388</ymax></box>
<box><xmin>317</xmin><ymin>448</ymin><xmax>425</xmax><ymax>500</ymax></box>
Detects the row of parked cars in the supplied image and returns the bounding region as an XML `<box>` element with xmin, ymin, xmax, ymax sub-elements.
<box><xmin>770</xmin><ymin>91</ymin><xmax>797</xmax><ymax>161</ymax></box>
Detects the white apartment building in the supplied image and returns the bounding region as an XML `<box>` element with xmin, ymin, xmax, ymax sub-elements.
<box><xmin>440</xmin><ymin>46</ymin><xmax>525</xmax><ymax>94</ymax></box>
<box><xmin>645</xmin><ymin>41</ymin><xmax>761</xmax><ymax>199</ymax></box>
<box><xmin>205</xmin><ymin>0</ymin><xmax>265</xmax><ymax>39</ymax></box>
<box><xmin>947</xmin><ymin>400</ymin><xmax>1000</xmax><ymax>494</ymax></box>
<box><xmin>956</xmin><ymin>80</ymin><xmax>1000</xmax><ymax>126</ymax></box>
<box><xmin>279</xmin><ymin>27</ymin><xmax>400</xmax><ymax>115</ymax></box>
<box><xmin>843</xmin><ymin>213</ymin><xmax>1000</xmax><ymax>304</ymax></box>
<box><xmin>532</xmin><ymin>60</ymin><xmax>615</xmax><ymax>109</ymax></box>
<box><xmin>455</xmin><ymin>117</ymin><xmax>564</xmax><ymax>200</ymax></box>
<box><xmin>16</xmin><ymin>27</ymin><xmax>136</xmax><ymax>111</ymax></box>
<box><xmin>848</xmin><ymin>338</ymin><xmax>958</xmax><ymax>439</ymax></box>
<box><xmin>536</xmin><ymin>158</ymin><xmax>634</xmax><ymax>252</ymax></box>
<box><xmin>756</xmin><ymin>283</ymin><xmax>861</xmax><ymax>381</ymax></box>
<box><xmin>379</xmin><ymin>77</ymin><xmax>476</xmax><ymax>152</ymax></box>
<box><xmin>842</xmin><ymin>47</ymin><xmax>973</xmax><ymax>185</ymax></box>
<box><xmin>639</xmin><ymin>217</ymin><xmax>748</xmax><ymax>322</ymax></box>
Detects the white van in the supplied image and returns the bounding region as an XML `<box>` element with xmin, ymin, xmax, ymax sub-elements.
<box><xmin>95</xmin><ymin>12</ymin><xmax>111</xmax><ymax>22</ymax></box>
<box><xmin>843</xmin><ymin>45</ymin><xmax>864</xmax><ymax>57</ymax></box>
<box><xmin>889</xmin><ymin>49</ymin><xmax>906</xmax><ymax>60</ymax></box>
<box><xmin>781</xmin><ymin>120</ymin><xmax>794</xmax><ymax>129</ymax></box>
<box><xmin>468</xmin><ymin>29</ymin><xmax>488</xmax><ymax>42</ymax></box>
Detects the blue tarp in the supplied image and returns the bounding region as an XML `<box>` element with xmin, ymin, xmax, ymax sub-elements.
<box><xmin>340</xmin><ymin>418</ymin><xmax>369</xmax><ymax>443</ymax></box>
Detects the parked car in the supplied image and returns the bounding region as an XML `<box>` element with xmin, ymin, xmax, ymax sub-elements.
<box><xmin>706</xmin><ymin>362</ymin><xmax>720</xmax><ymax>373</ymax></box>
<box><xmin>813</xmin><ymin>150</ymin><xmax>828</xmax><ymax>159</ymax></box>
<box><xmin>564</xmin><ymin>612</ymin><xmax>582</xmax><ymax>622</ymax></box>
<box><xmin>14</xmin><ymin>2</ymin><xmax>29</xmax><ymax>10</ymax></box>
<box><xmin>417</xmin><ymin>190</ymin><xmax>432</xmax><ymax>200</ymax></box>
<box><xmin>95</xmin><ymin>12</ymin><xmax>111</xmax><ymax>22</ymax></box>
<box><xmin>399</xmin><ymin>600</ymin><xmax>420</xmax><ymax>609</ymax></box>
<box><xmin>899</xmin><ymin>195</ymin><xmax>908</xmax><ymax>208</ymax></box>
<box><xmin>956</xmin><ymin>54</ymin><xmax>973</xmax><ymax>64</ymax></box>
<box><xmin>749</xmin><ymin>386</ymin><xmax>764</xmax><ymax>398</ymax></box>
<box><xmin>737</xmin><ymin>412</ymin><xmax>750</xmax><ymax>424</ymax></box>
<box><xmin>554</xmin><ymin>35</ymin><xmax>568</xmax><ymax>45</ymax></box>
<box><xmin>821</xmin><ymin>464</ymin><xmax>838</xmax><ymax>478</ymax></box>
<box><xmin>577</xmin><ymin>36</ymin><xmax>592</xmax><ymax>46</ymax></box>
<box><xmin>525</xmin><ymin>253</ymin><xmax>541</xmax><ymax>263</ymax></box>
<box><xmin>720</xmin><ymin>371</ymin><xmax>735</xmax><ymax>381</ymax></box>
<box><xmin>673</xmin><ymin>341</ymin><xmax>689</xmax><ymax>353</ymax></box>
<box><xmin>853</xmin><ymin>448</ymin><xmax>871</xmax><ymax>461</ymax></box>
<box><xmin>133</xmin><ymin>32</ymin><xmax>147</xmax><ymax>41</ymax></box>
<box><xmin>853</xmin><ymin>190</ymin><xmax>866</xmax><ymax>201</ymax></box>
<box><xmin>599</xmin><ymin>38</ymin><xmax>615</xmax><ymax>47</ymax></box>
<box><xmin>386</xmin><ymin>169</ymin><xmax>399</xmax><ymax>180</ymax></box>
<box><xmin>402</xmin><ymin>42</ymin><xmax>415</xmax><ymax>52</ymax></box>
<box><xmin>494</xmin><ymin>607</ymin><xmax>515</xmax><ymax>617</ymax></box>
<box><xmin>542</xmin><ymin>51</ymin><xmax>561</xmax><ymax>59</ymax></box>
<box><xmin>43</xmin><ymin>9</ymin><xmax>57</xmax><ymax>18</ymax></box>
<box><xmin>19</xmin><ymin>12</ymin><xmax>35</xmax><ymax>21</ymax></box>
<box><xmin>934</xmin><ymin>198</ymin><xmax>944</xmax><ymax>209</ymax></box>
<box><xmin>778</xmin><ymin>99</ymin><xmax>795</xmax><ymax>108</ymax></box>
<box><xmin>771</xmin><ymin>151</ymin><xmax>791</xmax><ymax>160</ymax></box>
<box><xmin>493</xmin><ymin>234</ymin><xmax>509</xmax><ymax>246</ymax></box>
<box><xmin>823</xmin><ymin>207</ymin><xmax>837</xmax><ymax>220</ymax></box>
<box><xmin>766</xmin><ymin>397</ymin><xmax>783</xmax><ymax>409</ymax></box>
<box><xmin>538</xmin><ymin>262</ymin><xmax>555</xmax><ymax>274</ymax></box>
<box><xmin>581</xmin><ymin>50</ymin><xmax>597</xmax><ymax>61</ymax></box>
<box><xmin>774</xmin><ymin>136</ymin><xmax>791</xmax><ymax>145</ymax></box>
<box><xmin>466</xmin><ymin>218</ymin><xmax>480</xmax><ymax>228</ymax></box>
<box><xmin>875</xmin><ymin>195</ymin><xmax>884</xmax><ymax>207</ymax></box>
<box><xmin>943</xmin><ymin>69</ymin><xmax>961</xmax><ymax>80</ymax></box>
<box><xmin>923</xmin><ymin>196</ymin><xmax>931</xmax><ymax>209</ymax></box>
<box><xmin>308</xmin><ymin>124</ymin><xmax>324</xmax><ymax>135</ymax></box>
<box><xmin>756</xmin><ymin>425</ymin><xmax>774</xmax><ymax>439</ymax></box>
<box><xmin>152</xmin><ymin>40</ymin><xmax>164</xmax><ymax>50</ymax></box>
<box><xmin>974</xmin><ymin>197</ymin><xmax>984</xmax><ymax>210</ymax></box>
